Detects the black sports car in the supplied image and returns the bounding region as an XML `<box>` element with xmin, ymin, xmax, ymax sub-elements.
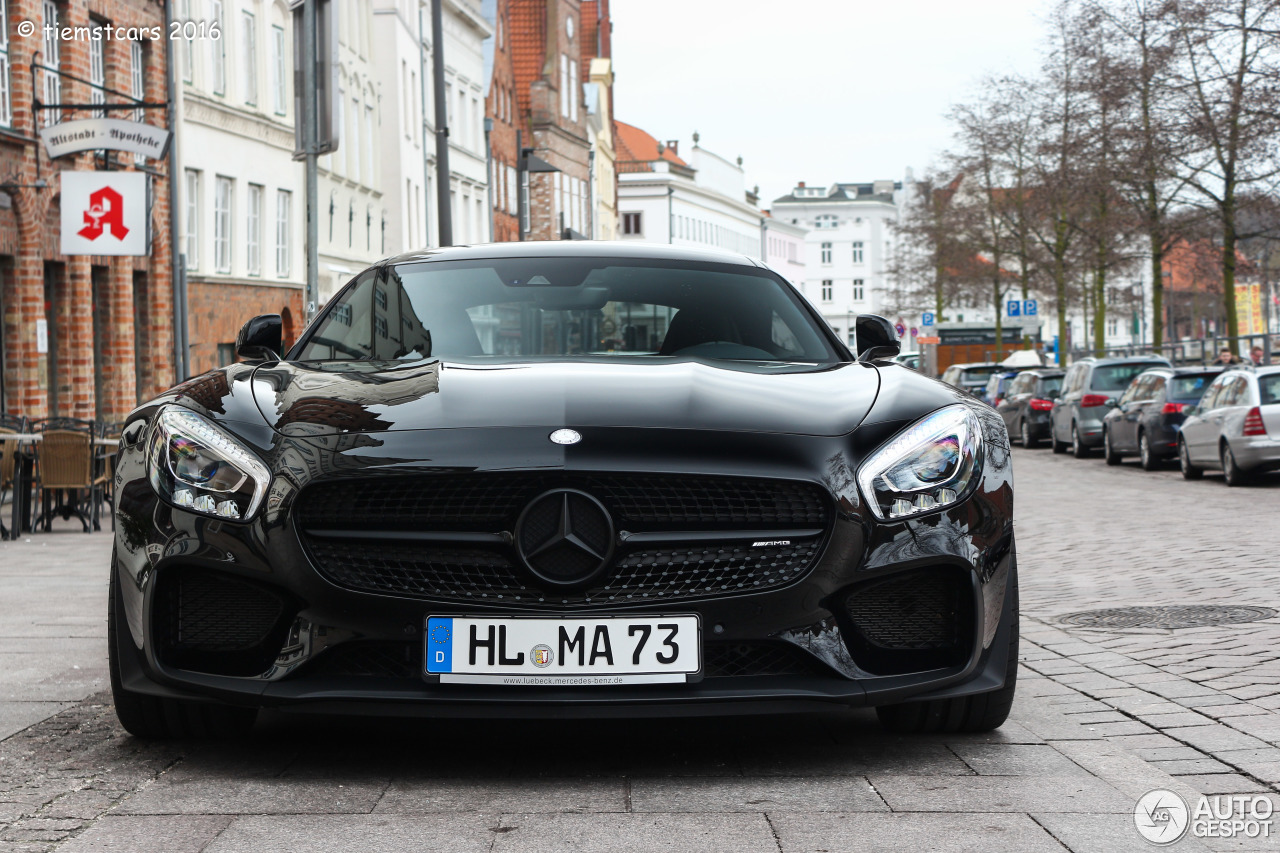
<box><xmin>109</xmin><ymin>242</ymin><xmax>1018</xmax><ymax>737</ymax></box>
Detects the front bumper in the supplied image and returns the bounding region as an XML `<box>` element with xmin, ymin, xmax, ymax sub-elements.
<box><xmin>111</xmin><ymin>408</ymin><xmax>1017</xmax><ymax>717</ymax></box>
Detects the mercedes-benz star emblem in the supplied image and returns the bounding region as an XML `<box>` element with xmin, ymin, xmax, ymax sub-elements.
<box><xmin>514</xmin><ymin>489</ymin><xmax>614</xmax><ymax>588</ymax></box>
<box><xmin>549</xmin><ymin>428</ymin><xmax>582</xmax><ymax>445</ymax></box>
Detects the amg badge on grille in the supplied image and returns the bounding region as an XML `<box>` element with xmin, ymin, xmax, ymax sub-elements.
<box><xmin>549</xmin><ymin>428</ymin><xmax>582</xmax><ymax>445</ymax></box>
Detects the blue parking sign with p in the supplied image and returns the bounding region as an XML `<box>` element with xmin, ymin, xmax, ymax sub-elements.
<box><xmin>921</xmin><ymin>312</ymin><xmax>934</xmax><ymax>326</ymax></box>
<box><xmin>1024</xmin><ymin>299</ymin><xmax>1038</xmax><ymax>316</ymax></box>
<box><xmin>426</xmin><ymin>617</ymin><xmax>453</xmax><ymax>672</ymax></box>
<box><xmin>1007</xmin><ymin>301</ymin><xmax>1021</xmax><ymax>317</ymax></box>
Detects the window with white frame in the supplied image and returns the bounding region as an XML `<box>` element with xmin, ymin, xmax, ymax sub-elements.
<box><xmin>246</xmin><ymin>184</ymin><xmax>262</xmax><ymax>276</ymax></box>
<box><xmin>180</xmin><ymin>0</ymin><xmax>193</xmax><ymax>83</ymax></box>
<box><xmin>820</xmin><ymin>242</ymin><xmax>832</xmax><ymax>264</ymax></box>
<box><xmin>210</xmin><ymin>0</ymin><xmax>226</xmax><ymax>94</ymax></box>
<box><xmin>130</xmin><ymin>41</ymin><xmax>145</xmax><ymax>163</ymax></box>
<box><xmin>0</xmin><ymin>0</ymin><xmax>10</xmax><ymax>127</ymax></box>
<box><xmin>41</xmin><ymin>0</ymin><xmax>60</xmax><ymax>126</ymax></box>
<box><xmin>275</xmin><ymin>190</ymin><xmax>291</xmax><ymax>276</ymax></box>
<box><xmin>350</xmin><ymin>94</ymin><xmax>361</xmax><ymax>181</ymax></box>
<box><xmin>821</xmin><ymin>280</ymin><xmax>833</xmax><ymax>302</ymax></box>
<box><xmin>852</xmin><ymin>279</ymin><xmax>865</xmax><ymax>301</ymax></box>
<box><xmin>184</xmin><ymin>170</ymin><xmax>200</xmax><ymax>270</ymax></box>
<box><xmin>852</xmin><ymin>241</ymin><xmax>864</xmax><ymax>263</ymax></box>
<box><xmin>559</xmin><ymin>55</ymin><xmax>569</xmax><ymax>118</ymax></box>
<box><xmin>271</xmin><ymin>25</ymin><xmax>286</xmax><ymax>114</ymax></box>
<box><xmin>622</xmin><ymin>212</ymin><xmax>642</xmax><ymax>236</ymax></box>
<box><xmin>815</xmin><ymin>214</ymin><xmax>836</xmax><ymax>229</ymax></box>
<box><xmin>242</xmin><ymin>12</ymin><xmax>257</xmax><ymax>105</ymax></box>
<box><xmin>569</xmin><ymin>60</ymin><xmax>578</xmax><ymax>121</ymax></box>
<box><xmin>214</xmin><ymin>177</ymin><xmax>233</xmax><ymax>273</ymax></box>
<box><xmin>1107</xmin><ymin>316</ymin><xmax>1119</xmax><ymax>337</ymax></box>
<box><xmin>88</xmin><ymin>22</ymin><xmax>105</xmax><ymax>105</ymax></box>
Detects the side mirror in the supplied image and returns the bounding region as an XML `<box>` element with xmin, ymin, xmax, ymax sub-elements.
<box><xmin>854</xmin><ymin>314</ymin><xmax>901</xmax><ymax>362</ymax></box>
<box><xmin>1104</xmin><ymin>397</ymin><xmax>1119</xmax><ymax>408</ymax></box>
<box><xmin>236</xmin><ymin>314</ymin><xmax>283</xmax><ymax>363</ymax></box>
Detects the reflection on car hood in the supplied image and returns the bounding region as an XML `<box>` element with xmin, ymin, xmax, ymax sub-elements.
<box><xmin>249</xmin><ymin>358</ymin><xmax>881</xmax><ymax>437</ymax></box>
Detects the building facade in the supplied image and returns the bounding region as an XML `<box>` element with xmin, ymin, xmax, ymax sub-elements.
<box><xmin>769</xmin><ymin>180</ymin><xmax>904</xmax><ymax>347</ymax></box>
<box><xmin>615</xmin><ymin>124</ymin><xmax>762</xmax><ymax>258</ymax></box>
<box><xmin>1</xmin><ymin>0</ymin><xmax>174</xmax><ymax>421</ymax></box>
<box><xmin>482</xmin><ymin>0</ymin><xmax>523</xmax><ymax>243</ymax></box>
<box><xmin>762</xmin><ymin>214</ymin><xmax>806</xmax><ymax>289</ymax></box>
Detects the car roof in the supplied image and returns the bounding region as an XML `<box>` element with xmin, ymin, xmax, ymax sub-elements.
<box><xmin>1075</xmin><ymin>355</ymin><xmax>1172</xmax><ymax>366</ymax></box>
<box><xmin>951</xmin><ymin>362</ymin><xmax>1000</xmax><ymax>369</ymax></box>
<box><xmin>1024</xmin><ymin>369</ymin><xmax>1064</xmax><ymax>377</ymax></box>
<box><xmin>379</xmin><ymin>240</ymin><xmax>762</xmax><ymax>269</ymax></box>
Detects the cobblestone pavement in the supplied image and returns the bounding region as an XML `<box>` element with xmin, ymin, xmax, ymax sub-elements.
<box><xmin>0</xmin><ymin>450</ymin><xmax>1276</xmax><ymax>852</ymax></box>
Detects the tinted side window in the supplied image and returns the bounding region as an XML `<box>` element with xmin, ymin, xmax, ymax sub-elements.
<box><xmin>1260</xmin><ymin>374</ymin><xmax>1280</xmax><ymax>406</ymax></box>
<box><xmin>1201</xmin><ymin>377</ymin><xmax>1227</xmax><ymax>410</ymax></box>
<box><xmin>298</xmin><ymin>271</ymin><xmax>377</xmax><ymax>360</ymax></box>
<box><xmin>1119</xmin><ymin>377</ymin><xmax>1143</xmax><ymax>404</ymax></box>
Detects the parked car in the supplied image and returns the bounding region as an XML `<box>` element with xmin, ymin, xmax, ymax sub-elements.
<box><xmin>996</xmin><ymin>369</ymin><xmax>1065</xmax><ymax>448</ymax></box>
<box><xmin>1101</xmin><ymin>367</ymin><xmax>1225</xmax><ymax>470</ymax></box>
<box><xmin>893</xmin><ymin>351</ymin><xmax>921</xmax><ymax>371</ymax></box>
<box><xmin>940</xmin><ymin>362</ymin><xmax>1004</xmax><ymax>402</ymax></box>
<box><xmin>983</xmin><ymin>371</ymin><xmax>1021</xmax><ymax>409</ymax></box>
<box><xmin>1179</xmin><ymin>365</ymin><xmax>1280</xmax><ymax>485</ymax></box>
<box><xmin>1049</xmin><ymin>356</ymin><xmax>1172</xmax><ymax>457</ymax></box>
<box><xmin>107</xmin><ymin>242</ymin><xmax>1019</xmax><ymax>738</ymax></box>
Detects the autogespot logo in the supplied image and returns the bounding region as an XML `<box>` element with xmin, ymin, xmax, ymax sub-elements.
<box><xmin>1135</xmin><ymin>789</ymin><xmax>1190</xmax><ymax>845</ymax></box>
<box><xmin>1135</xmin><ymin>789</ymin><xmax>1275</xmax><ymax>845</ymax></box>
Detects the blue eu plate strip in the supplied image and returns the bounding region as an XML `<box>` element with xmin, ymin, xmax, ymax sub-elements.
<box><xmin>426</xmin><ymin>617</ymin><xmax>453</xmax><ymax>673</ymax></box>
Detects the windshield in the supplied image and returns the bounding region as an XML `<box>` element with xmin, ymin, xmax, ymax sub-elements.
<box><xmin>1092</xmin><ymin>363</ymin><xmax>1166</xmax><ymax>392</ymax></box>
<box><xmin>1170</xmin><ymin>374</ymin><xmax>1217</xmax><ymax>402</ymax></box>
<box><xmin>295</xmin><ymin>258</ymin><xmax>839</xmax><ymax>364</ymax></box>
<box><xmin>1038</xmin><ymin>376</ymin><xmax>1063</xmax><ymax>396</ymax></box>
<box><xmin>961</xmin><ymin>366</ymin><xmax>1002</xmax><ymax>384</ymax></box>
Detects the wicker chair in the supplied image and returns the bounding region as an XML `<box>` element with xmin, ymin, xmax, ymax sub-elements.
<box><xmin>0</xmin><ymin>414</ymin><xmax>30</xmax><ymax>539</ymax></box>
<box><xmin>33</xmin><ymin>418</ymin><xmax>98</xmax><ymax>533</ymax></box>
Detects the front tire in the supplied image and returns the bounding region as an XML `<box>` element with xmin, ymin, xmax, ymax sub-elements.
<box><xmin>1103</xmin><ymin>429</ymin><xmax>1122</xmax><ymax>466</ymax></box>
<box><xmin>1071</xmin><ymin>423</ymin><xmax>1091</xmax><ymax>458</ymax></box>
<box><xmin>876</xmin><ymin>570</ymin><xmax>1019</xmax><ymax>734</ymax></box>
<box><xmin>1180</xmin><ymin>438</ymin><xmax>1203</xmax><ymax>480</ymax></box>
<box><xmin>1221</xmin><ymin>442</ymin><xmax>1250</xmax><ymax>487</ymax></box>
<box><xmin>109</xmin><ymin>549</ymin><xmax>258</xmax><ymax>739</ymax></box>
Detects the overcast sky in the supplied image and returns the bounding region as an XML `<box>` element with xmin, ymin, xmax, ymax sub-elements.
<box><xmin>609</xmin><ymin>0</ymin><xmax>1053</xmax><ymax>206</ymax></box>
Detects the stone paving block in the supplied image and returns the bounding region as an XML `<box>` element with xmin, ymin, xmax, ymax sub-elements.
<box><xmin>736</xmin><ymin>740</ymin><xmax>972</xmax><ymax>778</ymax></box>
<box><xmin>1087</xmin><ymin>721</ymin><xmax>1157</xmax><ymax>737</ymax></box>
<box><xmin>1136</xmin><ymin>746</ymin><xmax>1215</xmax><ymax>761</ymax></box>
<box><xmin>57</xmin><ymin>816</ymin><xmax>232</xmax><ymax>853</ymax></box>
<box><xmin>490</xmin><ymin>813</ymin><xmax>780</xmax><ymax>853</ymax></box>
<box><xmin>948</xmin><ymin>743</ymin><xmax>1089</xmax><ymax>777</ymax></box>
<box><xmin>1065</xmin><ymin>712</ymin><xmax>1130</xmax><ymax>725</ymax></box>
<box><xmin>373</xmin><ymin>777</ymin><xmax>626</xmax><ymax>814</ymax></box>
<box><xmin>0</xmin><ymin>705</ymin><xmax>71</xmax><ymax>743</ymax></box>
<box><xmin>1150</xmin><ymin>758</ymin><xmax>1235</xmax><ymax>775</ymax></box>
<box><xmin>1177</xmin><ymin>774</ymin><xmax>1271</xmax><ymax>795</ymax></box>
<box><xmin>769</xmin><ymin>812</ymin><xmax>1066</xmax><ymax>853</ymax></box>
<box><xmin>1199</xmin><ymin>704</ymin><xmax>1271</xmax><ymax>720</ymax></box>
<box><xmin>1147</xmin><ymin>681</ymin><xmax>1232</xmax><ymax>700</ymax></box>
<box><xmin>1032</xmin><ymin>813</ymin><xmax>1214</xmax><ymax>853</ymax></box>
<box><xmin>867</xmin><ymin>774</ymin><xmax>1128</xmax><ymax>813</ymax></box>
<box><xmin>1167</xmin><ymin>726</ymin><xmax>1272</xmax><ymax>755</ymax></box>
<box><xmin>629</xmin><ymin>775</ymin><xmax>888</xmax><ymax>813</ymax></box>
<box><xmin>115</xmin><ymin>775</ymin><xmax>389</xmax><ymax>815</ymax></box>
<box><xmin>204</xmin><ymin>815</ymin><xmax>497</xmax><ymax>853</ymax></box>
<box><xmin>1222</xmin><ymin>715</ymin><xmax>1280</xmax><ymax>741</ymax></box>
<box><xmin>1136</xmin><ymin>712</ymin><xmax>1218</xmax><ymax>729</ymax></box>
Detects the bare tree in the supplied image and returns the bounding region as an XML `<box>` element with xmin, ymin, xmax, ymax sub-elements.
<box><xmin>1171</xmin><ymin>0</ymin><xmax>1280</xmax><ymax>345</ymax></box>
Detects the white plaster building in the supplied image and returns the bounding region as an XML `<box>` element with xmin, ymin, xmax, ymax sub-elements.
<box><xmin>585</xmin><ymin>58</ymin><xmax>618</xmax><ymax>241</ymax></box>
<box><xmin>762</xmin><ymin>215</ymin><xmax>807</xmax><ymax>290</ymax></box>
<box><xmin>615</xmin><ymin>124</ymin><xmax>762</xmax><ymax>258</ymax></box>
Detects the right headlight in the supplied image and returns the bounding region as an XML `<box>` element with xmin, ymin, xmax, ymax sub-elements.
<box><xmin>856</xmin><ymin>404</ymin><xmax>983</xmax><ymax>521</ymax></box>
<box><xmin>147</xmin><ymin>407</ymin><xmax>270</xmax><ymax>521</ymax></box>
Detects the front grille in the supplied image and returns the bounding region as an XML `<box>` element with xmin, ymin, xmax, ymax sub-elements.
<box><xmin>842</xmin><ymin>567</ymin><xmax>971</xmax><ymax>675</ymax></box>
<box><xmin>298</xmin><ymin>473</ymin><xmax>829</xmax><ymax>532</ymax></box>
<box><xmin>305</xmin><ymin>539</ymin><xmax>822</xmax><ymax>607</ymax></box>
<box><xmin>303</xmin><ymin>640</ymin><xmax>829</xmax><ymax>680</ymax></box>
<box><xmin>154</xmin><ymin>569</ymin><xmax>291</xmax><ymax>677</ymax></box>
<box><xmin>298</xmin><ymin>473</ymin><xmax>831</xmax><ymax>607</ymax></box>
<box><xmin>702</xmin><ymin>642</ymin><xmax>832</xmax><ymax>678</ymax></box>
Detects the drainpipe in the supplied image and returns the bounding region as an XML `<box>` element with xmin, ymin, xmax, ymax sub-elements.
<box><xmin>667</xmin><ymin>186</ymin><xmax>673</xmax><ymax>244</ymax></box>
<box><xmin>163</xmin><ymin>0</ymin><xmax>188</xmax><ymax>382</ymax></box>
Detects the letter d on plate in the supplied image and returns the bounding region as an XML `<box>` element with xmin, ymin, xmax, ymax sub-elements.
<box><xmin>426</xmin><ymin>617</ymin><xmax>454</xmax><ymax>673</ymax></box>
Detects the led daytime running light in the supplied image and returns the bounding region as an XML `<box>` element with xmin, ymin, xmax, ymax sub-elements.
<box><xmin>856</xmin><ymin>404</ymin><xmax>983</xmax><ymax>521</ymax></box>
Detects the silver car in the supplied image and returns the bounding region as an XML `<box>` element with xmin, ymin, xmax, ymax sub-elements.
<box><xmin>1179</xmin><ymin>366</ymin><xmax>1280</xmax><ymax>486</ymax></box>
<box><xmin>1050</xmin><ymin>356</ymin><xmax>1172</xmax><ymax>457</ymax></box>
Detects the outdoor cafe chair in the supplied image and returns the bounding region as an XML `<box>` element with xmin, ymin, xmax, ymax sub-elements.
<box><xmin>33</xmin><ymin>418</ymin><xmax>99</xmax><ymax>533</ymax></box>
<box><xmin>0</xmin><ymin>414</ymin><xmax>30</xmax><ymax>539</ymax></box>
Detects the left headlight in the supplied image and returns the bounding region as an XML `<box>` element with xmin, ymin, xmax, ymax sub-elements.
<box><xmin>856</xmin><ymin>404</ymin><xmax>983</xmax><ymax>521</ymax></box>
<box><xmin>147</xmin><ymin>408</ymin><xmax>270</xmax><ymax>521</ymax></box>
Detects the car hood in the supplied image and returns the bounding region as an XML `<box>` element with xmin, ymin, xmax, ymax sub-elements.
<box><xmin>248</xmin><ymin>358</ymin><xmax>881</xmax><ymax>437</ymax></box>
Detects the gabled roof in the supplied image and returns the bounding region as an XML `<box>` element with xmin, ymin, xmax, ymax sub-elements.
<box><xmin>509</xmin><ymin>0</ymin><xmax>547</xmax><ymax>124</ymax></box>
<box><xmin>613</xmin><ymin>120</ymin><xmax>688</xmax><ymax>173</ymax></box>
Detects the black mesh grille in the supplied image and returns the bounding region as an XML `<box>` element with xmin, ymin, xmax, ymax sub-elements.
<box><xmin>308</xmin><ymin>642</ymin><xmax>423</xmax><ymax>679</ymax></box>
<box><xmin>155</xmin><ymin>569</ymin><xmax>291</xmax><ymax>677</ymax></box>
<box><xmin>845</xmin><ymin>569</ymin><xmax>963</xmax><ymax>651</ymax></box>
<box><xmin>305</xmin><ymin>539</ymin><xmax>822</xmax><ymax>607</ymax></box>
<box><xmin>298</xmin><ymin>473</ymin><xmax>829</xmax><ymax>532</ymax></box>
<box><xmin>702</xmin><ymin>642</ymin><xmax>831</xmax><ymax>678</ymax></box>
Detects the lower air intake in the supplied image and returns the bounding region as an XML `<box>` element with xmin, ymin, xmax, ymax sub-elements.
<box><xmin>843</xmin><ymin>567</ymin><xmax>972</xmax><ymax>675</ymax></box>
<box><xmin>155</xmin><ymin>569</ymin><xmax>291</xmax><ymax>677</ymax></box>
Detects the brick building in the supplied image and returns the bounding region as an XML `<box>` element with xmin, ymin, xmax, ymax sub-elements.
<box><xmin>506</xmin><ymin>0</ymin><xmax>592</xmax><ymax>241</ymax></box>
<box><xmin>0</xmin><ymin>0</ymin><xmax>174</xmax><ymax>422</ymax></box>
<box><xmin>484</xmin><ymin>0</ymin><xmax>525</xmax><ymax>243</ymax></box>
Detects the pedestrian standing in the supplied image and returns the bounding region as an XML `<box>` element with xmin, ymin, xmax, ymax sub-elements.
<box><xmin>1251</xmin><ymin>346</ymin><xmax>1264</xmax><ymax>366</ymax></box>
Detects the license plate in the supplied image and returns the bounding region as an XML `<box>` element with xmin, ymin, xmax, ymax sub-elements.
<box><xmin>424</xmin><ymin>615</ymin><xmax>701</xmax><ymax>685</ymax></box>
